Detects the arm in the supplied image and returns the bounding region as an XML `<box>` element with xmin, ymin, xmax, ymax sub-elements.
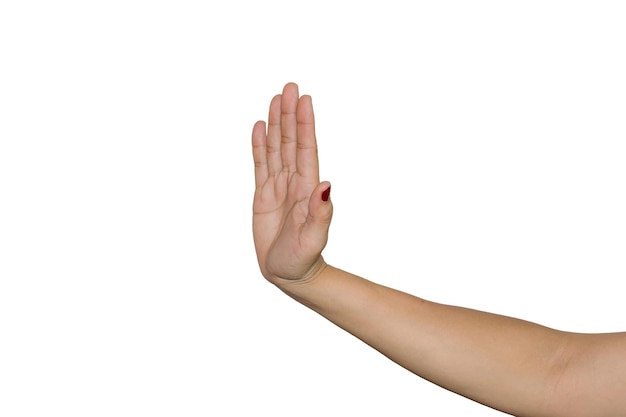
<box><xmin>278</xmin><ymin>264</ymin><xmax>626</xmax><ymax>417</ymax></box>
<box><xmin>251</xmin><ymin>83</ymin><xmax>626</xmax><ymax>417</ymax></box>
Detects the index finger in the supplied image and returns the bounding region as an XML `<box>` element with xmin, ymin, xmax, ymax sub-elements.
<box><xmin>296</xmin><ymin>95</ymin><xmax>320</xmax><ymax>183</ymax></box>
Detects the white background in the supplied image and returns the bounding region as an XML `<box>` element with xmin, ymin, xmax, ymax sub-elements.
<box><xmin>1</xmin><ymin>1</ymin><xmax>625</xmax><ymax>416</ymax></box>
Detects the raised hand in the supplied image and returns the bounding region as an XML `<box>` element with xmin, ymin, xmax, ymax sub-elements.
<box><xmin>252</xmin><ymin>83</ymin><xmax>333</xmax><ymax>284</ymax></box>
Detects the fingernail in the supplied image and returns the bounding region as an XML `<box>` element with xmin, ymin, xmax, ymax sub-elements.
<box><xmin>321</xmin><ymin>186</ymin><xmax>331</xmax><ymax>202</ymax></box>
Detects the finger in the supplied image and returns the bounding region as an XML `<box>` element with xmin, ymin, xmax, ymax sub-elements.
<box><xmin>302</xmin><ymin>181</ymin><xmax>333</xmax><ymax>251</ymax></box>
<box><xmin>266</xmin><ymin>94</ymin><xmax>283</xmax><ymax>176</ymax></box>
<box><xmin>296</xmin><ymin>95</ymin><xmax>320</xmax><ymax>183</ymax></box>
<box><xmin>252</xmin><ymin>120</ymin><xmax>268</xmax><ymax>188</ymax></box>
<box><xmin>280</xmin><ymin>82</ymin><xmax>299</xmax><ymax>174</ymax></box>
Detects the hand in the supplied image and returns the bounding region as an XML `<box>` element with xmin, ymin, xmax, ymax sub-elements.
<box><xmin>252</xmin><ymin>83</ymin><xmax>333</xmax><ymax>284</ymax></box>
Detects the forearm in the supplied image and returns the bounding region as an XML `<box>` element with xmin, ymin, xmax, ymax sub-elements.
<box><xmin>277</xmin><ymin>264</ymin><xmax>569</xmax><ymax>417</ymax></box>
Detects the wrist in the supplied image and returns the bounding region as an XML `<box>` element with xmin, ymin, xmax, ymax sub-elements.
<box><xmin>274</xmin><ymin>256</ymin><xmax>330</xmax><ymax>294</ymax></box>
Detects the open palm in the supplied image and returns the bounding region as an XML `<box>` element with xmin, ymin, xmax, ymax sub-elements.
<box><xmin>252</xmin><ymin>83</ymin><xmax>332</xmax><ymax>284</ymax></box>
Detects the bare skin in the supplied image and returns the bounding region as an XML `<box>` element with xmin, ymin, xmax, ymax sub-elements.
<box><xmin>251</xmin><ymin>82</ymin><xmax>626</xmax><ymax>417</ymax></box>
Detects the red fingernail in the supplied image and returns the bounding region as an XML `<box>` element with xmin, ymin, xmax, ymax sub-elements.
<box><xmin>321</xmin><ymin>186</ymin><xmax>331</xmax><ymax>202</ymax></box>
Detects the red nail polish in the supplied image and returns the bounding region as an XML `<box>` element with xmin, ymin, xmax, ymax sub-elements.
<box><xmin>321</xmin><ymin>186</ymin><xmax>331</xmax><ymax>202</ymax></box>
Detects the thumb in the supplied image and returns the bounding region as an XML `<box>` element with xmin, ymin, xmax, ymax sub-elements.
<box><xmin>302</xmin><ymin>181</ymin><xmax>333</xmax><ymax>248</ymax></box>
